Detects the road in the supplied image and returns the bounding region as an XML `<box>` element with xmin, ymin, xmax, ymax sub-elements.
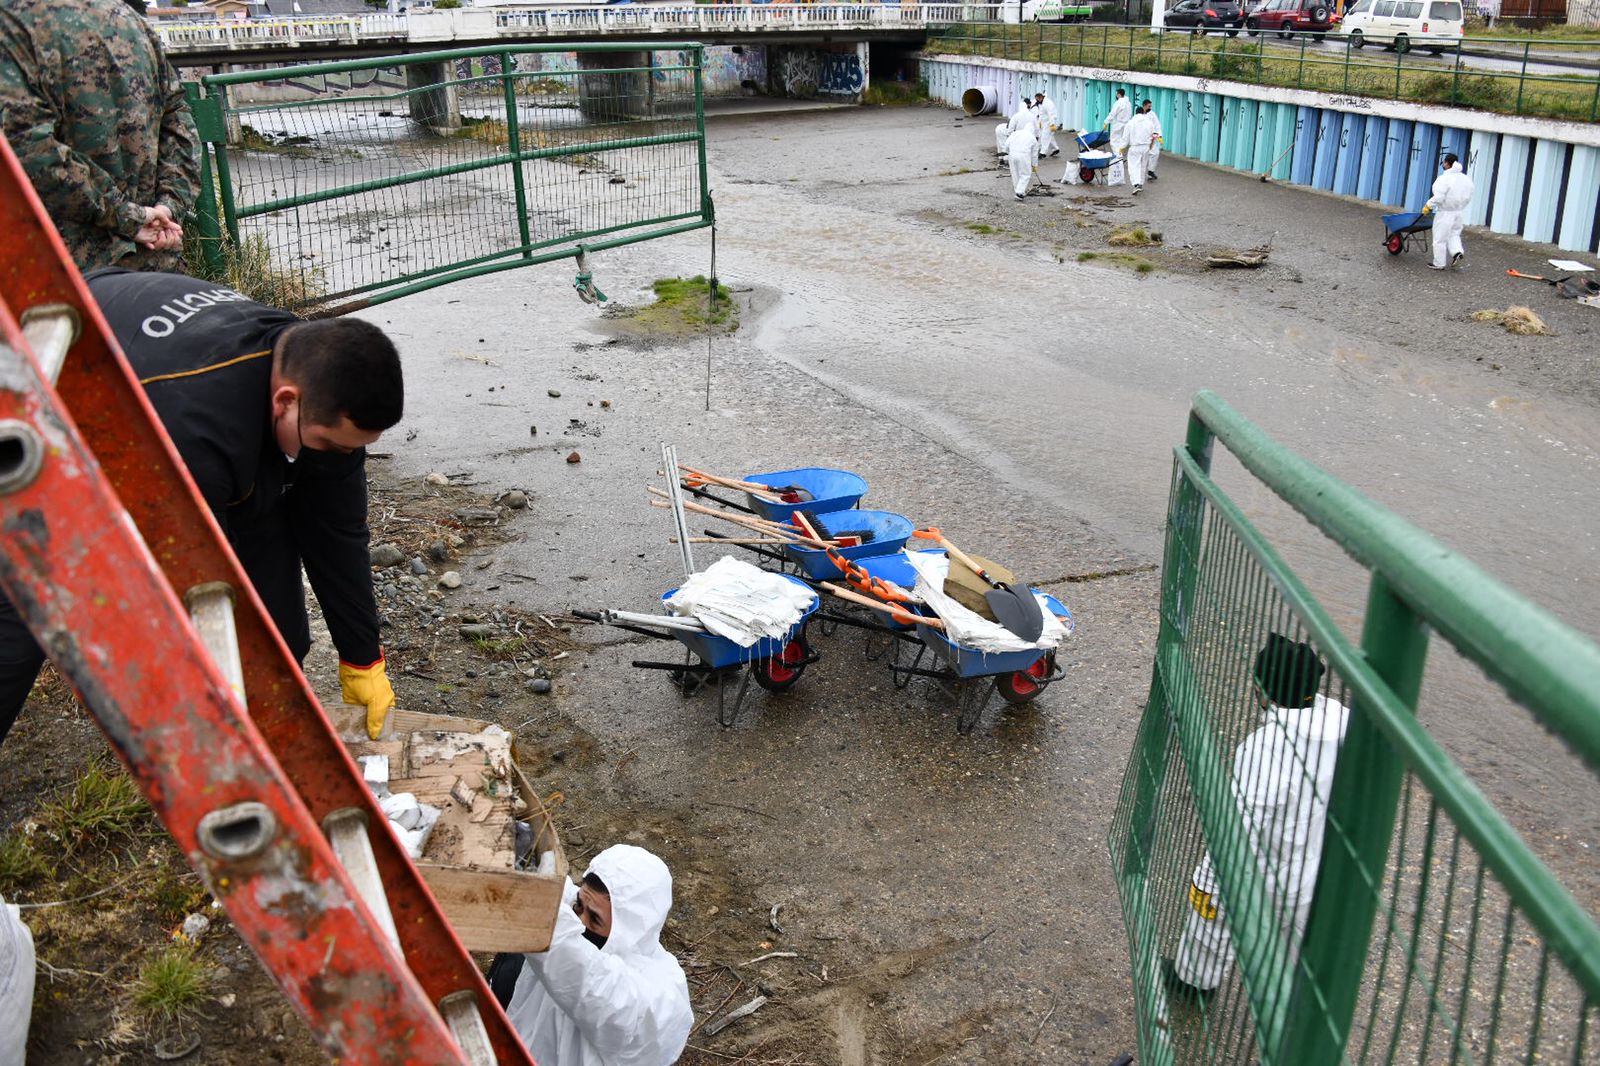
<box><xmin>354</xmin><ymin>103</ymin><xmax>1597</xmax><ymax>1063</ymax></box>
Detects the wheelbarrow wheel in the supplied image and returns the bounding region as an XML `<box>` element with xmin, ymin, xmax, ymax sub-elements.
<box><xmin>1080</xmin><ymin>165</ymin><xmax>1097</xmax><ymax>184</ymax></box>
<box><xmin>753</xmin><ymin>634</ymin><xmax>812</xmax><ymax>692</ymax></box>
<box><xmin>996</xmin><ymin>653</ymin><xmax>1057</xmax><ymax>706</ymax></box>
<box><xmin>1385</xmin><ymin>232</ymin><xmax>1404</xmax><ymax>255</ymax></box>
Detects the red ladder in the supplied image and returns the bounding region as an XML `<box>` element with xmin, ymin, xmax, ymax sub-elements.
<box><xmin>0</xmin><ymin>136</ymin><xmax>536</xmax><ymax>1066</ymax></box>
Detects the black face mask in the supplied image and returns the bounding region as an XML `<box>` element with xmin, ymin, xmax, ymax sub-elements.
<box><xmin>582</xmin><ymin>929</ymin><xmax>609</xmax><ymax>951</ymax></box>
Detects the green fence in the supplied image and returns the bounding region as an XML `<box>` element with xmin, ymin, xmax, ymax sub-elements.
<box><xmin>1108</xmin><ymin>391</ymin><xmax>1600</xmax><ymax>1066</ymax></box>
<box><xmin>186</xmin><ymin>43</ymin><xmax>714</xmax><ymax>314</ymax></box>
<box><xmin>928</xmin><ymin>24</ymin><xmax>1600</xmax><ymax>122</ymax></box>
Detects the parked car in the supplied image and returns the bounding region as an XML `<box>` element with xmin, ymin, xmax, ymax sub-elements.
<box><xmin>1163</xmin><ymin>0</ymin><xmax>1247</xmax><ymax>34</ymax></box>
<box><xmin>1024</xmin><ymin>0</ymin><xmax>1096</xmax><ymax>22</ymax></box>
<box><xmin>1340</xmin><ymin>0</ymin><xmax>1465</xmax><ymax>53</ymax></box>
<box><xmin>1246</xmin><ymin>0</ymin><xmax>1340</xmax><ymax>38</ymax></box>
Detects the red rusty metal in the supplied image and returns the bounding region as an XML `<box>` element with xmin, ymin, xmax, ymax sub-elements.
<box><xmin>0</xmin><ymin>139</ymin><xmax>536</xmax><ymax>1065</ymax></box>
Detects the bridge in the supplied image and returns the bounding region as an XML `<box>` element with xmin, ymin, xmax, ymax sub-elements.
<box><xmin>154</xmin><ymin>3</ymin><xmax>1002</xmax><ymax>66</ymax></box>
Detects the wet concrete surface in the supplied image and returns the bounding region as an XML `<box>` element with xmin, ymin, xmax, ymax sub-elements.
<box><xmin>358</xmin><ymin>103</ymin><xmax>1597</xmax><ymax>1062</ymax></box>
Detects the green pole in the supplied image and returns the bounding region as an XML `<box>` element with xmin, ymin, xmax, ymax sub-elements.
<box><xmin>1395</xmin><ymin>41</ymin><xmax>1403</xmax><ymax>98</ymax></box>
<box><xmin>1450</xmin><ymin>40</ymin><xmax>1463</xmax><ymax>105</ymax></box>
<box><xmin>1591</xmin><ymin>67</ymin><xmax>1599</xmax><ymax>122</ymax></box>
<box><xmin>208</xmin><ymin>84</ymin><xmax>242</xmax><ymax>249</ymax></box>
<box><xmin>1342</xmin><ymin>36</ymin><xmax>1352</xmax><ymax>94</ymax></box>
<box><xmin>1298</xmin><ymin>34</ymin><xmax>1308</xmax><ymax>89</ymax></box>
<box><xmin>1515</xmin><ymin>41</ymin><xmax>1529</xmax><ymax>113</ymax></box>
<box><xmin>1103</xmin><ymin>22</ymin><xmax>1109</xmax><ymax>66</ymax></box>
<box><xmin>693</xmin><ymin>48</ymin><xmax>712</xmax><ymax>225</ymax></box>
<box><xmin>500</xmin><ymin>51</ymin><xmax>533</xmax><ymax>260</ymax></box>
<box><xmin>182</xmin><ymin>83</ymin><xmax>226</xmax><ymax>277</ymax></box>
<box><xmin>1276</xmin><ymin>572</ymin><xmax>1429</xmax><ymax>1066</ymax></box>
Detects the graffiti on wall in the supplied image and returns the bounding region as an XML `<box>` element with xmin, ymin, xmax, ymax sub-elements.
<box><xmin>818</xmin><ymin>52</ymin><xmax>864</xmax><ymax>95</ymax></box>
<box><xmin>771</xmin><ymin>46</ymin><xmax>862</xmax><ymax>98</ymax></box>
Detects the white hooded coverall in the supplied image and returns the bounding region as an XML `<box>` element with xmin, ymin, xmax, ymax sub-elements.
<box><xmin>1425</xmin><ymin>162</ymin><xmax>1474</xmax><ymax>268</ymax></box>
<box><xmin>1106</xmin><ymin>97</ymin><xmax>1133</xmax><ymax>186</ymax></box>
<box><xmin>1146</xmin><ymin>110</ymin><xmax>1164</xmax><ymax>175</ymax></box>
<box><xmin>1174</xmin><ymin>694</ymin><xmax>1351</xmax><ymax>992</ymax></box>
<box><xmin>508</xmin><ymin>845</ymin><xmax>693</xmax><ymax>1066</ymax></box>
<box><xmin>1006</xmin><ymin>123</ymin><xmax>1038</xmax><ymax>198</ymax></box>
<box><xmin>0</xmin><ymin>894</ymin><xmax>32</xmax><ymax>1064</ymax></box>
<box><xmin>1125</xmin><ymin>110</ymin><xmax>1159</xmax><ymax>189</ymax></box>
<box><xmin>996</xmin><ymin>102</ymin><xmax>1032</xmax><ymax>155</ymax></box>
<box><xmin>1037</xmin><ymin>95</ymin><xmax>1059</xmax><ymax>156</ymax></box>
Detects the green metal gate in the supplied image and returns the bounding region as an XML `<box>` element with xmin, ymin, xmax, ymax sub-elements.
<box><xmin>185</xmin><ymin>43</ymin><xmax>714</xmax><ymax>314</ymax></box>
<box><xmin>1109</xmin><ymin>390</ymin><xmax>1600</xmax><ymax>1065</ymax></box>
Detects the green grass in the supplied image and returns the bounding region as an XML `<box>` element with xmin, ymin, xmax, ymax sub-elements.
<box><xmin>929</xmin><ymin>24</ymin><xmax>1600</xmax><ymax>122</ymax></box>
<box><xmin>652</xmin><ymin>276</ymin><xmax>737</xmax><ymax>328</ymax></box>
<box><xmin>133</xmin><ymin>944</ymin><xmax>214</xmax><ymax>1025</ymax></box>
<box><xmin>40</xmin><ymin>762</ymin><xmax>149</xmax><ymax>853</ymax></box>
<box><xmin>1464</xmin><ymin>21</ymin><xmax>1600</xmax><ymax>41</ymax></box>
<box><xmin>1108</xmin><ymin>225</ymin><xmax>1161</xmax><ymax>247</ymax></box>
<box><xmin>471</xmin><ymin>635</ymin><xmax>530</xmax><ymax>660</ymax></box>
<box><xmin>1078</xmin><ymin>250</ymin><xmax>1157</xmax><ymax>274</ymax></box>
<box><xmin>863</xmin><ymin>80</ymin><xmax>930</xmax><ymax>106</ymax></box>
<box><xmin>966</xmin><ymin>222</ymin><xmax>999</xmax><ymax>235</ymax></box>
<box><xmin>0</xmin><ymin>831</ymin><xmax>53</xmax><ymax>890</ymax></box>
<box><xmin>184</xmin><ymin>221</ymin><xmax>325</xmax><ymax>311</ymax></box>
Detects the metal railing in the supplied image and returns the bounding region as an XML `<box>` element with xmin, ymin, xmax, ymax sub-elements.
<box><xmin>154</xmin><ymin>4</ymin><xmax>1006</xmax><ymax>54</ymax></box>
<box><xmin>1109</xmin><ymin>390</ymin><xmax>1599</xmax><ymax>1066</ymax></box>
<box><xmin>928</xmin><ymin>23</ymin><xmax>1600</xmax><ymax>122</ymax></box>
<box><xmin>186</xmin><ymin>43</ymin><xmax>714</xmax><ymax>314</ymax></box>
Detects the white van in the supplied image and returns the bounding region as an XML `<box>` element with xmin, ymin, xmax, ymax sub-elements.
<box><xmin>1341</xmin><ymin>0</ymin><xmax>1465</xmax><ymax>53</ymax></box>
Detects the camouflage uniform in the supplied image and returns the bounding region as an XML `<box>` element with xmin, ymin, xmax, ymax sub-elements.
<box><xmin>0</xmin><ymin>0</ymin><xmax>199</xmax><ymax>272</ymax></box>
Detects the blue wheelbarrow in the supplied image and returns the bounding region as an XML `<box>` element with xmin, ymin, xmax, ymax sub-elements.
<box><xmin>1076</xmin><ymin>131</ymin><xmax>1118</xmax><ymax>186</ymax></box>
<box><xmin>573</xmin><ymin>576</ymin><xmax>820</xmax><ymax>727</ymax></box>
<box><xmin>1381</xmin><ymin>210</ymin><xmax>1434</xmax><ymax>255</ymax></box>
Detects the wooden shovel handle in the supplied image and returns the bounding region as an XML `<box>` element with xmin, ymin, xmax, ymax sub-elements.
<box><xmin>912</xmin><ymin>527</ymin><xmax>998</xmax><ymax>589</ymax></box>
<box><xmin>678</xmin><ymin>465</ymin><xmax>785</xmax><ymax>502</ymax></box>
<box><xmin>822</xmin><ymin>583</ymin><xmax>942</xmax><ymax>629</ymax></box>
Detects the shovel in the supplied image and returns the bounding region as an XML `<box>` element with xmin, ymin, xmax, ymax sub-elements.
<box><xmin>911</xmin><ymin>528</ymin><xmax>1043</xmax><ymax>641</ymax></box>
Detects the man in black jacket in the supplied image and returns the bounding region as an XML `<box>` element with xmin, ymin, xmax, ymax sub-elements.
<box><xmin>0</xmin><ymin>269</ymin><xmax>404</xmax><ymax>745</ymax></box>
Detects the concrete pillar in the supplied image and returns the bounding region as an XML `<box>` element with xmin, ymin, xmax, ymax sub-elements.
<box><xmin>856</xmin><ymin>41</ymin><xmax>871</xmax><ymax>104</ymax></box>
<box><xmin>576</xmin><ymin>49</ymin><xmax>654</xmax><ymax>123</ymax></box>
<box><xmin>405</xmin><ymin>60</ymin><xmax>461</xmax><ymax>132</ymax></box>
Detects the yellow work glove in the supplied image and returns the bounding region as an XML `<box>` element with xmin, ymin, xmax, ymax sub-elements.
<box><xmin>1188</xmin><ymin>881</ymin><xmax>1218</xmax><ymax>921</ymax></box>
<box><xmin>341</xmin><ymin>656</ymin><xmax>396</xmax><ymax>740</ymax></box>
<box><xmin>1421</xmin><ymin>205</ymin><xmax>1432</xmax><ymax>215</ymax></box>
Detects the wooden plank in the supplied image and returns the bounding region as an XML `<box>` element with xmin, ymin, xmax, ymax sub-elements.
<box><xmin>418</xmin><ymin>864</ymin><xmax>566</xmax><ymax>953</ymax></box>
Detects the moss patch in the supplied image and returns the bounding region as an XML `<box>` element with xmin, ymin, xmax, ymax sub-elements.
<box><xmin>609</xmin><ymin>275</ymin><xmax>739</xmax><ymax>339</ymax></box>
<box><xmin>1078</xmin><ymin>250</ymin><xmax>1157</xmax><ymax>274</ymax></box>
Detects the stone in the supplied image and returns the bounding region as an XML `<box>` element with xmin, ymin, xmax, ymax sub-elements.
<box><xmin>459</xmin><ymin>623</ymin><xmax>495</xmax><ymax>641</ymax></box>
<box><xmin>181</xmin><ymin>913</ymin><xmax>211</xmax><ymax>941</ymax></box>
<box><xmin>409</xmin><ymin>557</ymin><xmax>429</xmax><ymax>576</ymax></box>
<box><xmin>600</xmin><ymin>399</ymin><xmax>612</xmax><ymax>409</ymax></box>
<box><xmin>426</xmin><ymin>540</ymin><xmax>450</xmax><ymax>562</ymax></box>
<box><xmin>529</xmin><ymin>425</ymin><xmax>538</xmax><ymax>436</ymax></box>
<box><xmin>424</xmin><ymin>472</ymin><xmax>450</xmax><ymax>486</ymax></box>
<box><xmin>527</xmin><ymin>678</ymin><xmax>552</xmax><ymax>694</ymax></box>
<box><xmin>504</xmin><ymin>490</ymin><xmax>528</xmax><ymax>510</ymax></box>
<box><xmin>438</xmin><ymin>571</ymin><xmax>462</xmax><ymax>590</ymax></box>
<box><xmin>370</xmin><ymin>543</ymin><xmax>405</xmax><ymax>568</ymax></box>
<box><xmin>566</xmin><ymin>451</ymin><xmax>581</xmax><ymax>464</ymax></box>
<box><xmin>547</xmin><ymin>388</ymin><xmax>561</xmax><ymax>398</ymax></box>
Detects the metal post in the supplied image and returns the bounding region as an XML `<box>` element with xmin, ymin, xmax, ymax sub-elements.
<box><xmin>210</xmin><ymin>86</ymin><xmax>242</xmax><ymax>249</ymax></box>
<box><xmin>693</xmin><ymin>48</ymin><xmax>711</xmax><ymax>224</ymax></box>
<box><xmin>500</xmin><ymin>51</ymin><xmax>532</xmax><ymax>259</ymax></box>
<box><xmin>1395</xmin><ymin>41</ymin><xmax>1404</xmax><ymax>98</ymax></box>
<box><xmin>1156</xmin><ymin>27</ymin><xmax>1163</xmax><ymax>73</ymax></box>
<box><xmin>1591</xmin><ymin>65</ymin><xmax>1600</xmax><ymax>122</ymax></box>
<box><xmin>1103</xmin><ymin>22</ymin><xmax>1109</xmax><ymax>66</ymax></box>
<box><xmin>1450</xmin><ymin>40</ymin><xmax>1463</xmax><ymax>105</ymax></box>
<box><xmin>1276</xmin><ymin>572</ymin><xmax>1429</xmax><ymax>1066</ymax></box>
<box><xmin>182</xmin><ymin>83</ymin><xmax>227</xmax><ymax>276</ymax></box>
<box><xmin>1342</xmin><ymin>35</ymin><xmax>1352</xmax><ymax>94</ymax></box>
<box><xmin>1515</xmin><ymin>41</ymin><xmax>1529</xmax><ymax>113</ymax></box>
<box><xmin>1298</xmin><ymin>33</ymin><xmax>1308</xmax><ymax>89</ymax></box>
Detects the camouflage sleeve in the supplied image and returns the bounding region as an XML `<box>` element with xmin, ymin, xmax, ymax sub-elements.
<box><xmin>0</xmin><ymin>23</ymin><xmax>143</xmax><ymax>237</ymax></box>
<box><xmin>148</xmin><ymin>31</ymin><xmax>198</xmax><ymax>222</ymax></box>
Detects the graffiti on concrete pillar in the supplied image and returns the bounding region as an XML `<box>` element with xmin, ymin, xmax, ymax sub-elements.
<box><xmin>817</xmin><ymin>52</ymin><xmax>864</xmax><ymax>95</ymax></box>
<box><xmin>776</xmin><ymin>48</ymin><xmax>820</xmax><ymax>97</ymax></box>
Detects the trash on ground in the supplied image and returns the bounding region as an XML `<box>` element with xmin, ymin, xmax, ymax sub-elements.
<box><xmin>1471</xmin><ymin>307</ymin><xmax>1549</xmax><ymax>335</ymax></box>
<box><xmin>1207</xmin><ymin>243</ymin><xmax>1272</xmax><ymax>268</ymax></box>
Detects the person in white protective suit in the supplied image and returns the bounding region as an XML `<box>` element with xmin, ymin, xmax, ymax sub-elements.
<box><xmin>1166</xmin><ymin>634</ymin><xmax>1350</xmax><ymax>1003</ymax></box>
<box><xmin>1423</xmin><ymin>153</ymin><xmax>1474</xmax><ymax>271</ymax></box>
<box><xmin>1005</xmin><ymin>115</ymin><xmax>1038</xmax><ymax>201</ymax></box>
<box><xmin>1140</xmin><ymin>99</ymin><xmax>1163</xmax><ymax>181</ymax></box>
<box><xmin>1124</xmin><ymin>103</ymin><xmax>1160</xmax><ymax>194</ymax></box>
<box><xmin>0</xmin><ymin>893</ymin><xmax>32</xmax><ymax>1064</ymax></box>
<box><xmin>1105</xmin><ymin>89</ymin><xmax>1133</xmax><ymax>187</ymax></box>
<box><xmin>995</xmin><ymin>97</ymin><xmax>1033</xmax><ymax>157</ymax></box>
<box><xmin>1033</xmin><ymin>91</ymin><xmax>1060</xmax><ymax>157</ymax></box>
<box><xmin>507</xmin><ymin>845</ymin><xmax>692</xmax><ymax>1066</ymax></box>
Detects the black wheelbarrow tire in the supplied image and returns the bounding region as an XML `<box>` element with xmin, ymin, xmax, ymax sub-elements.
<box><xmin>753</xmin><ymin>633</ymin><xmax>812</xmax><ymax>692</ymax></box>
<box><xmin>1385</xmin><ymin>232</ymin><xmax>1404</xmax><ymax>255</ymax></box>
<box><xmin>996</xmin><ymin>653</ymin><xmax>1057</xmax><ymax>706</ymax></box>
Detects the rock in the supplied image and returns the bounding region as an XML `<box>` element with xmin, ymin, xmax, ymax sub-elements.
<box><xmin>528</xmin><ymin>678</ymin><xmax>552</xmax><ymax>695</ymax></box>
<box><xmin>600</xmin><ymin>399</ymin><xmax>612</xmax><ymax>409</ymax></box>
<box><xmin>454</xmin><ymin>507</ymin><xmax>500</xmax><ymax>524</ymax></box>
<box><xmin>424</xmin><ymin>472</ymin><xmax>450</xmax><ymax>486</ymax></box>
<box><xmin>370</xmin><ymin>543</ymin><xmax>404</xmax><ymax>568</ymax></box>
<box><xmin>409</xmin><ymin>557</ymin><xmax>429</xmax><ymax>576</ymax></box>
<box><xmin>182</xmin><ymin>913</ymin><xmax>211</xmax><ymax>941</ymax></box>
<box><xmin>426</xmin><ymin>540</ymin><xmax>450</xmax><ymax>562</ymax></box>
<box><xmin>459</xmin><ymin>623</ymin><xmax>495</xmax><ymax>641</ymax></box>
<box><xmin>566</xmin><ymin>451</ymin><xmax>581</xmax><ymax>464</ymax></box>
<box><xmin>529</xmin><ymin>425</ymin><xmax>538</xmax><ymax>436</ymax></box>
<box><xmin>438</xmin><ymin>571</ymin><xmax>462</xmax><ymax>590</ymax></box>
<box><xmin>504</xmin><ymin>490</ymin><xmax>528</xmax><ymax>510</ymax></box>
<box><xmin>547</xmin><ymin>388</ymin><xmax>561</xmax><ymax>398</ymax></box>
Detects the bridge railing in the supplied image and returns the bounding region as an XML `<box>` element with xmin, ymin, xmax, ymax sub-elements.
<box><xmin>155</xmin><ymin>4</ymin><xmax>1008</xmax><ymax>52</ymax></box>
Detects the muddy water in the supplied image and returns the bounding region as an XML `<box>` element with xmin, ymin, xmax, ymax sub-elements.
<box><xmin>347</xmin><ymin>102</ymin><xmax>1596</xmax><ymax>1062</ymax></box>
